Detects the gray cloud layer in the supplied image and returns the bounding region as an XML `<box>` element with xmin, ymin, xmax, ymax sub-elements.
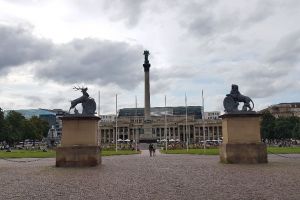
<box><xmin>0</xmin><ymin>24</ymin><xmax>144</xmax><ymax>89</ymax></box>
<box><xmin>37</xmin><ymin>38</ymin><xmax>143</xmax><ymax>89</ymax></box>
<box><xmin>0</xmin><ymin>25</ymin><xmax>52</xmax><ymax>72</ymax></box>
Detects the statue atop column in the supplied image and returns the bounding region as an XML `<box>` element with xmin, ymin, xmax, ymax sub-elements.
<box><xmin>143</xmin><ymin>50</ymin><xmax>151</xmax><ymax>72</ymax></box>
<box><xmin>69</xmin><ymin>86</ymin><xmax>96</xmax><ymax>115</ymax></box>
<box><xmin>144</xmin><ymin>50</ymin><xmax>150</xmax><ymax>64</ymax></box>
<box><xmin>223</xmin><ymin>84</ymin><xmax>254</xmax><ymax>113</ymax></box>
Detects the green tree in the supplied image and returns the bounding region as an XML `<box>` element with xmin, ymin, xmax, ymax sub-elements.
<box><xmin>274</xmin><ymin>117</ymin><xmax>295</xmax><ymax>140</ymax></box>
<box><xmin>22</xmin><ymin>119</ymin><xmax>35</xmax><ymax>144</ymax></box>
<box><xmin>292</xmin><ymin>120</ymin><xmax>300</xmax><ymax>139</ymax></box>
<box><xmin>29</xmin><ymin>116</ymin><xmax>50</xmax><ymax>145</ymax></box>
<box><xmin>260</xmin><ymin>111</ymin><xmax>276</xmax><ymax>141</ymax></box>
<box><xmin>0</xmin><ymin>108</ymin><xmax>8</xmax><ymax>142</ymax></box>
<box><xmin>5</xmin><ymin>111</ymin><xmax>26</xmax><ymax>145</ymax></box>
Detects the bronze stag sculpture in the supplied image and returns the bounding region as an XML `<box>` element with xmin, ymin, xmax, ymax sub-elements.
<box><xmin>69</xmin><ymin>86</ymin><xmax>96</xmax><ymax>115</ymax></box>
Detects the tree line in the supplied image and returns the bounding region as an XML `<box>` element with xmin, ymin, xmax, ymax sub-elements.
<box><xmin>261</xmin><ymin>111</ymin><xmax>300</xmax><ymax>143</ymax></box>
<box><xmin>0</xmin><ymin>108</ymin><xmax>50</xmax><ymax>146</ymax></box>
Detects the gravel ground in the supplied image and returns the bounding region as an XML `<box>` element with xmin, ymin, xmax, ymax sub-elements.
<box><xmin>0</xmin><ymin>152</ymin><xmax>300</xmax><ymax>200</ymax></box>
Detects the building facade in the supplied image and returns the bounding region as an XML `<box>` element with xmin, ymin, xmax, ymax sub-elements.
<box><xmin>261</xmin><ymin>103</ymin><xmax>300</xmax><ymax>118</ymax></box>
<box><xmin>99</xmin><ymin>106</ymin><xmax>222</xmax><ymax>144</ymax></box>
<box><xmin>204</xmin><ymin>111</ymin><xmax>221</xmax><ymax>120</ymax></box>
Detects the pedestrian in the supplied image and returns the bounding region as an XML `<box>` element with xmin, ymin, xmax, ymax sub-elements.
<box><xmin>152</xmin><ymin>145</ymin><xmax>156</xmax><ymax>156</ymax></box>
<box><xmin>148</xmin><ymin>143</ymin><xmax>153</xmax><ymax>157</ymax></box>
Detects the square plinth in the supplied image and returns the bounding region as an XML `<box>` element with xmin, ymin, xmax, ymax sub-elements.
<box><xmin>60</xmin><ymin>116</ymin><xmax>100</xmax><ymax>146</ymax></box>
<box><xmin>56</xmin><ymin>146</ymin><xmax>101</xmax><ymax>167</ymax></box>
<box><xmin>220</xmin><ymin>143</ymin><xmax>267</xmax><ymax>164</ymax></box>
<box><xmin>220</xmin><ymin>113</ymin><xmax>262</xmax><ymax>144</ymax></box>
<box><xmin>140</xmin><ymin>122</ymin><xmax>155</xmax><ymax>141</ymax></box>
<box><xmin>219</xmin><ymin>113</ymin><xmax>268</xmax><ymax>164</ymax></box>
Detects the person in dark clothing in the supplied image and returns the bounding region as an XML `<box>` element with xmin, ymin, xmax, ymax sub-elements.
<box><xmin>148</xmin><ymin>143</ymin><xmax>154</xmax><ymax>157</ymax></box>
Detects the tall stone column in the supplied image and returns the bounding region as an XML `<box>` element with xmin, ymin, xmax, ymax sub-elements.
<box><xmin>143</xmin><ymin>50</ymin><xmax>151</xmax><ymax>122</ymax></box>
<box><xmin>140</xmin><ymin>50</ymin><xmax>155</xmax><ymax>142</ymax></box>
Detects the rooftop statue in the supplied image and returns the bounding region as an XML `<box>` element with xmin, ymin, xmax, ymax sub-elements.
<box><xmin>223</xmin><ymin>84</ymin><xmax>254</xmax><ymax>113</ymax></box>
<box><xmin>69</xmin><ymin>86</ymin><xmax>96</xmax><ymax>115</ymax></box>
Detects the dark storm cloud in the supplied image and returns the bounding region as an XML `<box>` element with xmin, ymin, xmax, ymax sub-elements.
<box><xmin>0</xmin><ymin>24</ymin><xmax>144</xmax><ymax>90</ymax></box>
<box><xmin>230</xmin><ymin>65</ymin><xmax>292</xmax><ymax>98</ymax></box>
<box><xmin>181</xmin><ymin>0</ymin><xmax>277</xmax><ymax>38</ymax></box>
<box><xmin>267</xmin><ymin>30</ymin><xmax>300</xmax><ymax>67</ymax></box>
<box><xmin>247</xmin><ymin>31</ymin><xmax>300</xmax><ymax>97</ymax></box>
<box><xmin>0</xmin><ymin>25</ymin><xmax>52</xmax><ymax>73</ymax></box>
<box><xmin>218</xmin><ymin>30</ymin><xmax>300</xmax><ymax>98</ymax></box>
<box><xmin>70</xmin><ymin>0</ymin><xmax>148</xmax><ymax>27</ymax></box>
<box><xmin>36</xmin><ymin>38</ymin><xmax>144</xmax><ymax>89</ymax></box>
<box><xmin>103</xmin><ymin>0</ymin><xmax>148</xmax><ymax>27</ymax></box>
<box><xmin>25</xmin><ymin>95</ymin><xmax>43</xmax><ymax>107</ymax></box>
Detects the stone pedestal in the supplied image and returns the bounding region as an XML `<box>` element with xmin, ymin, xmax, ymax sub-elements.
<box><xmin>140</xmin><ymin>121</ymin><xmax>156</xmax><ymax>143</ymax></box>
<box><xmin>219</xmin><ymin>113</ymin><xmax>267</xmax><ymax>164</ymax></box>
<box><xmin>56</xmin><ymin>116</ymin><xmax>101</xmax><ymax>167</ymax></box>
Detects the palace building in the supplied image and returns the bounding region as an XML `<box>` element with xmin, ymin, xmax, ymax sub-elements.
<box><xmin>99</xmin><ymin>106</ymin><xmax>222</xmax><ymax>144</ymax></box>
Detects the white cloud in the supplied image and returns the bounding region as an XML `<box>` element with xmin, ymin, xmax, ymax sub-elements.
<box><xmin>0</xmin><ymin>0</ymin><xmax>300</xmax><ymax>113</ymax></box>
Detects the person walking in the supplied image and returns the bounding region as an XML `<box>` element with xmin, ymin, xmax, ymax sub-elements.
<box><xmin>148</xmin><ymin>143</ymin><xmax>154</xmax><ymax>157</ymax></box>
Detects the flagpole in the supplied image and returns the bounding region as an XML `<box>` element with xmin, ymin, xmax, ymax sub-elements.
<box><xmin>115</xmin><ymin>94</ymin><xmax>118</xmax><ymax>152</ymax></box>
<box><xmin>185</xmin><ymin>92</ymin><xmax>188</xmax><ymax>152</ymax></box>
<box><xmin>135</xmin><ymin>95</ymin><xmax>138</xmax><ymax>152</ymax></box>
<box><xmin>98</xmin><ymin>90</ymin><xmax>101</xmax><ymax>146</ymax></box>
<box><xmin>165</xmin><ymin>95</ymin><xmax>167</xmax><ymax>152</ymax></box>
<box><xmin>98</xmin><ymin>91</ymin><xmax>100</xmax><ymax>117</ymax></box>
<box><xmin>202</xmin><ymin>90</ymin><xmax>206</xmax><ymax>150</ymax></box>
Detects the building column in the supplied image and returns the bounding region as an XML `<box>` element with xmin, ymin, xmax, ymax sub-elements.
<box><xmin>173</xmin><ymin>127</ymin><xmax>176</xmax><ymax>140</ymax></box>
<box><xmin>159</xmin><ymin>128</ymin><xmax>162</xmax><ymax>141</ymax></box>
<box><xmin>104</xmin><ymin>129</ymin><xmax>107</xmax><ymax>143</ymax></box>
<box><xmin>128</xmin><ymin>127</ymin><xmax>130</xmax><ymax>140</ymax></box>
<box><xmin>113</xmin><ymin>129</ymin><xmax>115</xmax><ymax>143</ymax></box>
<box><xmin>122</xmin><ymin>128</ymin><xmax>125</xmax><ymax>140</ymax></box>
<box><xmin>198</xmin><ymin>127</ymin><xmax>201</xmax><ymax>142</ymax></box>
<box><xmin>108</xmin><ymin>129</ymin><xmax>111</xmax><ymax>143</ymax></box>
<box><xmin>193</xmin><ymin>124</ymin><xmax>196</xmax><ymax>143</ymax></box>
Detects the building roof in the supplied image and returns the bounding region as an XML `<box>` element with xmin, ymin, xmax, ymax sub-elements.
<box><xmin>118</xmin><ymin>106</ymin><xmax>203</xmax><ymax>119</ymax></box>
<box><xmin>4</xmin><ymin>109</ymin><xmax>56</xmax><ymax>119</ymax></box>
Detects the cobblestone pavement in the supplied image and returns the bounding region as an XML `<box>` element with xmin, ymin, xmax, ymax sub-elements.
<box><xmin>0</xmin><ymin>153</ymin><xmax>300</xmax><ymax>200</ymax></box>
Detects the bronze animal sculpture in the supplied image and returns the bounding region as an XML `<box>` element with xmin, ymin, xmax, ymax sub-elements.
<box><xmin>223</xmin><ymin>84</ymin><xmax>254</xmax><ymax>113</ymax></box>
<box><xmin>69</xmin><ymin>86</ymin><xmax>96</xmax><ymax>115</ymax></box>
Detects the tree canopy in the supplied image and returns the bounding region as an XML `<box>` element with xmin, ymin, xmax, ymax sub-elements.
<box><xmin>261</xmin><ymin>111</ymin><xmax>300</xmax><ymax>141</ymax></box>
<box><xmin>0</xmin><ymin>109</ymin><xmax>50</xmax><ymax>145</ymax></box>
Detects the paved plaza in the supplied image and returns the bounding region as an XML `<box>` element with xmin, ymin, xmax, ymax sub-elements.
<box><xmin>0</xmin><ymin>151</ymin><xmax>300</xmax><ymax>200</ymax></box>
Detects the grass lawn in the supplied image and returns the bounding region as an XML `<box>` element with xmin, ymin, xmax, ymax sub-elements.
<box><xmin>0</xmin><ymin>149</ymin><xmax>140</xmax><ymax>158</ymax></box>
<box><xmin>102</xmin><ymin>150</ymin><xmax>140</xmax><ymax>156</ymax></box>
<box><xmin>161</xmin><ymin>146</ymin><xmax>300</xmax><ymax>155</ymax></box>
<box><xmin>0</xmin><ymin>150</ymin><xmax>56</xmax><ymax>158</ymax></box>
<box><xmin>161</xmin><ymin>148</ymin><xmax>219</xmax><ymax>155</ymax></box>
<box><xmin>267</xmin><ymin>147</ymin><xmax>300</xmax><ymax>154</ymax></box>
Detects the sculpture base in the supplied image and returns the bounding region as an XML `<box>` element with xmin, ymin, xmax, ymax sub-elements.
<box><xmin>219</xmin><ymin>113</ymin><xmax>268</xmax><ymax>164</ymax></box>
<box><xmin>60</xmin><ymin>116</ymin><xmax>100</xmax><ymax>146</ymax></box>
<box><xmin>56</xmin><ymin>146</ymin><xmax>101</xmax><ymax>167</ymax></box>
<box><xmin>56</xmin><ymin>116</ymin><xmax>101</xmax><ymax>167</ymax></box>
<box><xmin>220</xmin><ymin>143</ymin><xmax>267</xmax><ymax>164</ymax></box>
<box><xmin>140</xmin><ymin>122</ymin><xmax>156</xmax><ymax>142</ymax></box>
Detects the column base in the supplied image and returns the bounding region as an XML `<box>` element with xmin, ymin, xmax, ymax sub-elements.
<box><xmin>220</xmin><ymin>143</ymin><xmax>268</xmax><ymax>164</ymax></box>
<box><xmin>56</xmin><ymin>146</ymin><xmax>101</xmax><ymax>167</ymax></box>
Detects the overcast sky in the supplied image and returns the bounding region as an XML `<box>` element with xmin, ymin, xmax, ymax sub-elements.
<box><xmin>0</xmin><ymin>0</ymin><xmax>300</xmax><ymax>114</ymax></box>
